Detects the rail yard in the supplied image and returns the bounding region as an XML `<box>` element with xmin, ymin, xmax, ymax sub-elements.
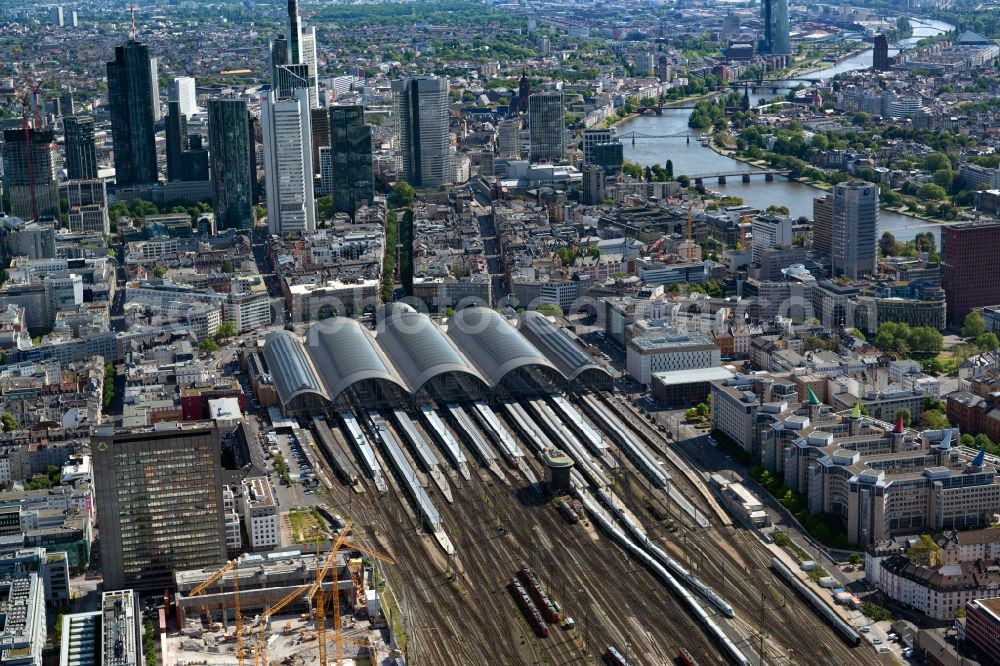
<box><xmin>310</xmin><ymin>391</ymin><xmax>884</xmax><ymax>666</ymax></box>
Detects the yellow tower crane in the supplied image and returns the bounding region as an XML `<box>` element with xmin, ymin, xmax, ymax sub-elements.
<box><xmin>189</xmin><ymin>558</ymin><xmax>239</xmax><ymax>625</ymax></box>
<box><xmin>234</xmin><ymin>564</ymin><xmax>245</xmax><ymax>666</ymax></box>
<box><xmin>327</xmin><ymin>539</ymin><xmax>394</xmax><ymax>666</ymax></box>
<box><xmin>252</xmin><ymin>523</ymin><xmax>350</xmax><ymax>666</ymax></box>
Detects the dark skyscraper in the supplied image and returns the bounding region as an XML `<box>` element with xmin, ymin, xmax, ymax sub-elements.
<box><xmin>60</xmin><ymin>87</ymin><xmax>75</xmax><ymax>116</ymax></box>
<box><xmin>63</xmin><ymin>115</ymin><xmax>98</xmax><ymax>180</ymax></box>
<box><xmin>329</xmin><ymin>105</ymin><xmax>373</xmax><ymax>216</ymax></box>
<box><xmin>248</xmin><ymin>114</ymin><xmax>260</xmax><ymax>204</ymax></box>
<box><xmin>760</xmin><ymin>0</ymin><xmax>790</xmax><ymax>56</ymax></box>
<box><xmin>2</xmin><ymin>128</ymin><xmax>60</xmax><ymax>221</ymax></box>
<box><xmin>287</xmin><ymin>0</ymin><xmax>302</xmax><ymax>65</ymax></box>
<box><xmin>208</xmin><ymin>98</ymin><xmax>253</xmax><ymax>230</ymax></box>
<box><xmin>873</xmin><ymin>34</ymin><xmax>890</xmax><ymax>71</ymax></box>
<box><xmin>107</xmin><ymin>39</ymin><xmax>158</xmax><ymax>186</ymax></box>
<box><xmin>942</xmin><ymin>222</ymin><xmax>1000</xmax><ymax>326</ymax></box>
<box><xmin>518</xmin><ymin>71</ymin><xmax>531</xmax><ymax>115</ymax></box>
<box><xmin>310</xmin><ymin>108</ymin><xmax>329</xmax><ymax>178</ymax></box>
<box><xmin>165</xmin><ymin>100</ymin><xmax>188</xmax><ymax>182</ymax></box>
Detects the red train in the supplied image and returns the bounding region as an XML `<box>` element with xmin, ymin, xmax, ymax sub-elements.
<box><xmin>516</xmin><ymin>565</ymin><xmax>560</xmax><ymax>623</ymax></box>
<box><xmin>509</xmin><ymin>578</ymin><xmax>549</xmax><ymax>638</ymax></box>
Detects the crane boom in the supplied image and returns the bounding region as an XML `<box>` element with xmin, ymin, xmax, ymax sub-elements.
<box><xmin>317</xmin><ymin>521</ymin><xmax>351</xmax><ymax>666</ymax></box>
<box><xmin>189</xmin><ymin>559</ymin><xmax>238</xmax><ymax>597</ymax></box>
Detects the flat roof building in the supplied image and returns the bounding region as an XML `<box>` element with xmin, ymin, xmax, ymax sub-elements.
<box><xmin>93</xmin><ymin>425</ymin><xmax>226</xmax><ymax>590</ymax></box>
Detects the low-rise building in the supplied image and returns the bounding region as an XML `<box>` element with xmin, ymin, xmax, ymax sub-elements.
<box><xmin>240</xmin><ymin>477</ymin><xmax>279</xmax><ymax>551</ymax></box>
<box><xmin>626</xmin><ymin>331</ymin><xmax>720</xmax><ymax>386</ymax></box>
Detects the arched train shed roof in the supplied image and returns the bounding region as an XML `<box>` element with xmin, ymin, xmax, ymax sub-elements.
<box><xmin>518</xmin><ymin>311</ymin><xmax>611</xmax><ymax>382</ymax></box>
<box><xmin>446</xmin><ymin>307</ymin><xmax>561</xmax><ymax>386</ymax></box>
<box><xmin>375</xmin><ymin>303</ymin><xmax>488</xmax><ymax>393</ymax></box>
<box><xmin>305</xmin><ymin>318</ymin><xmax>408</xmax><ymax>402</ymax></box>
<box><xmin>262</xmin><ymin>330</ymin><xmax>331</xmax><ymax>406</ymax></box>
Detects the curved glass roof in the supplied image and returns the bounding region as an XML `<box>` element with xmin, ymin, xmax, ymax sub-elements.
<box><xmin>306</xmin><ymin>318</ymin><xmax>407</xmax><ymax>400</ymax></box>
<box><xmin>446</xmin><ymin>307</ymin><xmax>558</xmax><ymax>385</ymax></box>
<box><xmin>519</xmin><ymin>311</ymin><xmax>610</xmax><ymax>381</ymax></box>
<box><xmin>262</xmin><ymin>330</ymin><xmax>330</xmax><ymax>405</ymax></box>
<box><xmin>376</xmin><ymin>303</ymin><xmax>486</xmax><ymax>391</ymax></box>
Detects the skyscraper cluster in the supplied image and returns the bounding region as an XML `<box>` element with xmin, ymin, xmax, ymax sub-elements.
<box><xmin>760</xmin><ymin>0</ymin><xmax>790</xmax><ymax>56</ymax></box>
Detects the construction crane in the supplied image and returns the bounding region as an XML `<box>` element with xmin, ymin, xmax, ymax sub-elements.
<box><xmin>328</xmin><ymin>539</ymin><xmax>394</xmax><ymax>666</ymax></box>
<box><xmin>234</xmin><ymin>564</ymin><xmax>245</xmax><ymax>666</ymax></box>
<box><xmin>252</xmin><ymin>523</ymin><xmax>350</xmax><ymax>666</ymax></box>
<box><xmin>188</xmin><ymin>558</ymin><xmax>239</xmax><ymax>623</ymax></box>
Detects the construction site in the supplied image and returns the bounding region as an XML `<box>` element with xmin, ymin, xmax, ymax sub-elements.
<box><xmin>162</xmin><ymin>522</ymin><xmax>399</xmax><ymax>666</ymax></box>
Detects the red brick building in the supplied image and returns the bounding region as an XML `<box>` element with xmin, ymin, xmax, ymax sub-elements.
<box><xmin>942</xmin><ymin>222</ymin><xmax>1000</xmax><ymax>326</ymax></box>
<box><xmin>966</xmin><ymin>598</ymin><xmax>1000</xmax><ymax>665</ymax></box>
<box><xmin>180</xmin><ymin>379</ymin><xmax>246</xmax><ymax>421</ymax></box>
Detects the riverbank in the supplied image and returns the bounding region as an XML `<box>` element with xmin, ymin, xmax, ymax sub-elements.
<box><xmin>607</xmin><ymin>91</ymin><xmax>719</xmax><ymax>131</ymax></box>
<box><xmin>703</xmin><ymin>140</ymin><xmax>956</xmax><ymax>226</ymax></box>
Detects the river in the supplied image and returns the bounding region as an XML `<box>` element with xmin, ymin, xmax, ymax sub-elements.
<box><xmin>620</xmin><ymin>18</ymin><xmax>953</xmax><ymax>241</ymax></box>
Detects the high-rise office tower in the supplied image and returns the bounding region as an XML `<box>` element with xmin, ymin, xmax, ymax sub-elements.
<box><xmin>107</xmin><ymin>37</ymin><xmax>158</xmax><ymax>186</ymax></box>
<box><xmin>310</xmin><ymin>108</ymin><xmax>329</xmax><ymax>178</ymax></box>
<box><xmin>261</xmin><ymin>88</ymin><xmax>315</xmax><ymax>234</ymax></box>
<box><xmin>300</xmin><ymin>27</ymin><xmax>320</xmax><ymax>109</ymax></box>
<box><xmin>497</xmin><ymin>117</ymin><xmax>521</xmax><ymax>159</ymax></box>
<box><xmin>329</xmin><ymin>105</ymin><xmax>373</xmax><ymax>216</ymax></box>
<box><xmin>391</xmin><ymin>77</ymin><xmax>451</xmax><ymax>188</ymax></box>
<box><xmin>248</xmin><ymin>114</ymin><xmax>260</xmax><ymax>204</ymax></box>
<box><xmin>812</xmin><ymin>194</ymin><xmax>833</xmax><ymax>258</ymax></box>
<box><xmin>582</xmin><ymin>164</ymin><xmax>605</xmax><ymax>205</ymax></box>
<box><xmin>273</xmin><ymin>64</ymin><xmax>311</xmax><ymax>100</ymax></box>
<box><xmin>873</xmin><ymin>34</ymin><xmax>890</xmax><ymax>72</ymax></box>
<box><xmin>831</xmin><ymin>181</ymin><xmax>878</xmax><ymax>279</ymax></box>
<box><xmin>165</xmin><ymin>101</ymin><xmax>188</xmax><ymax>182</ymax></box>
<box><xmin>1</xmin><ymin>128</ymin><xmax>60</xmax><ymax>221</ymax></box>
<box><xmin>517</xmin><ymin>71</ymin><xmax>531</xmax><ymax>115</ymax></box>
<box><xmin>760</xmin><ymin>0</ymin><xmax>790</xmax><ymax>56</ymax></box>
<box><xmin>169</xmin><ymin>77</ymin><xmax>198</xmax><ymax>118</ymax></box>
<box><xmin>318</xmin><ymin>146</ymin><xmax>333</xmax><ymax>196</ymax></box>
<box><xmin>92</xmin><ymin>425</ymin><xmax>226</xmax><ymax>591</ymax></box>
<box><xmin>208</xmin><ymin>98</ymin><xmax>253</xmax><ymax>230</ymax></box>
<box><xmin>942</xmin><ymin>222</ymin><xmax>1000</xmax><ymax>326</ymax></box>
<box><xmin>538</xmin><ymin>35</ymin><xmax>551</xmax><ymax>57</ymax></box>
<box><xmin>269</xmin><ymin>35</ymin><xmax>289</xmax><ymax>89</ymax></box>
<box><xmin>62</xmin><ymin>179</ymin><xmax>110</xmax><ymax>234</ymax></box>
<box><xmin>287</xmin><ymin>0</ymin><xmax>303</xmax><ymax>68</ymax></box>
<box><xmin>60</xmin><ymin>87</ymin><xmax>75</xmax><ymax>116</ymax></box>
<box><xmin>480</xmin><ymin>150</ymin><xmax>494</xmax><ymax>178</ymax></box>
<box><xmin>149</xmin><ymin>57</ymin><xmax>162</xmax><ymax>122</ymax></box>
<box><xmin>50</xmin><ymin>6</ymin><xmax>64</xmax><ymax>26</ymax></box>
<box><xmin>69</xmin><ymin>10</ymin><xmax>78</xmax><ymax>27</ymax></box>
<box><xmin>63</xmin><ymin>115</ymin><xmax>98</xmax><ymax>180</ymax></box>
<box><xmin>528</xmin><ymin>91</ymin><xmax>565</xmax><ymax>163</ymax></box>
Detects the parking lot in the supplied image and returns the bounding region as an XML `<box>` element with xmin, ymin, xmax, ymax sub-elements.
<box><xmin>257</xmin><ymin>428</ymin><xmax>324</xmax><ymax>511</ymax></box>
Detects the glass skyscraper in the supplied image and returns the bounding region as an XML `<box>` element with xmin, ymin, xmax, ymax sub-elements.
<box><xmin>208</xmin><ymin>98</ymin><xmax>254</xmax><ymax>230</ymax></box>
<box><xmin>92</xmin><ymin>426</ymin><xmax>226</xmax><ymax>591</ymax></box>
<box><xmin>528</xmin><ymin>91</ymin><xmax>566</xmax><ymax>163</ymax></box>
<box><xmin>760</xmin><ymin>0</ymin><xmax>790</xmax><ymax>56</ymax></box>
<box><xmin>63</xmin><ymin>115</ymin><xmax>98</xmax><ymax>180</ymax></box>
<box><xmin>391</xmin><ymin>76</ymin><xmax>451</xmax><ymax>187</ymax></box>
<box><xmin>329</xmin><ymin>105</ymin><xmax>373</xmax><ymax>216</ymax></box>
<box><xmin>107</xmin><ymin>39</ymin><xmax>158</xmax><ymax>186</ymax></box>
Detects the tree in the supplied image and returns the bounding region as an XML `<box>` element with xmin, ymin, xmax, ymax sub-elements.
<box><xmin>906</xmin><ymin>534</ymin><xmax>941</xmax><ymax>567</ymax></box>
<box><xmin>918</xmin><ymin>183</ymin><xmax>947</xmax><ymax>201</ymax></box>
<box><xmin>221</xmin><ymin>260</ymin><xmax>234</xmax><ymax>274</ymax></box>
<box><xmin>389</xmin><ymin>182</ymin><xmax>415</xmax><ymax>208</ymax></box>
<box><xmin>880</xmin><ymin>231</ymin><xmax>900</xmax><ymax>257</ymax></box>
<box><xmin>315</xmin><ymin>195</ymin><xmax>335</xmax><ymax>221</ymax></box>
<box><xmin>0</xmin><ymin>413</ymin><xmax>17</xmax><ymax>432</ymax></box>
<box><xmin>153</xmin><ymin>265</ymin><xmax>167</xmax><ymax>278</ymax></box>
<box><xmin>199</xmin><ymin>338</ymin><xmax>219</xmax><ymax>353</ymax></box>
<box><xmin>919</xmin><ymin>410</ymin><xmax>950</xmax><ymax>430</ymax></box>
<box><xmin>963</xmin><ymin>311</ymin><xmax>986</xmax><ymax>338</ymax></box>
<box><xmin>676</xmin><ymin>174</ymin><xmax>690</xmax><ymax>188</ymax></box>
<box><xmin>977</xmin><ymin>332</ymin><xmax>1000</xmax><ymax>351</ymax></box>
<box><xmin>665</xmin><ymin>159</ymin><xmax>674</xmax><ymax>179</ymax></box>
<box><xmin>848</xmin><ymin>553</ymin><xmax>863</xmax><ymax>566</ymax></box>
<box><xmin>933</xmin><ymin>168</ymin><xmax>954</xmax><ymax>190</ymax></box>
<box><xmin>216</xmin><ymin>321</ymin><xmax>238</xmax><ymax>340</ymax></box>
<box><xmin>895</xmin><ymin>408</ymin><xmax>912</xmax><ymax>427</ymax></box>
